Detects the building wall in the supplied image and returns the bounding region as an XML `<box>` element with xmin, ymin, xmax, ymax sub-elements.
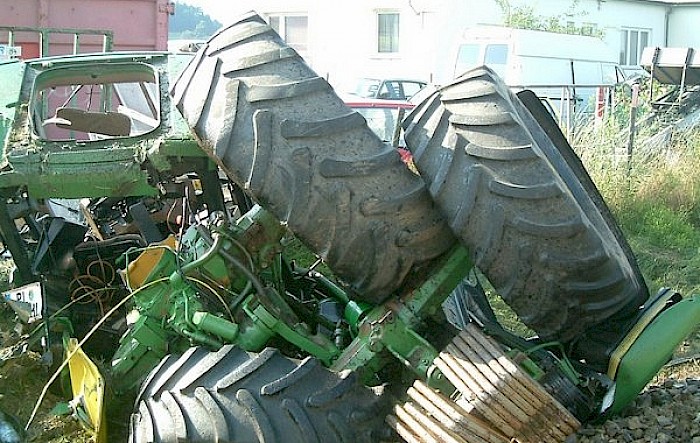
<box><xmin>668</xmin><ymin>6</ymin><xmax>700</xmax><ymax>48</ymax></box>
<box><xmin>224</xmin><ymin>0</ymin><xmax>500</xmax><ymax>88</ymax></box>
<box><xmin>211</xmin><ymin>0</ymin><xmax>694</xmax><ymax>89</ymax></box>
<box><xmin>242</xmin><ymin>0</ymin><xmax>460</xmax><ymax>88</ymax></box>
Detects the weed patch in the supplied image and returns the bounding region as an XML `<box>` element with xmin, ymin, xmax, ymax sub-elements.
<box><xmin>572</xmin><ymin>105</ymin><xmax>700</xmax><ymax>297</ymax></box>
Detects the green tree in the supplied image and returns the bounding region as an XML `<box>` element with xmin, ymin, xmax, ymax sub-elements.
<box><xmin>169</xmin><ymin>2</ymin><xmax>222</xmax><ymax>39</ymax></box>
<box><xmin>494</xmin><ymin>0</ymin><xmax>603</xmax><ymax>37</ymax></box>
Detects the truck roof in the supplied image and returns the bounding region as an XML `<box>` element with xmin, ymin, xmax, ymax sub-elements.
<box><xmin>460</xmin><ymin>25</ymin><xmax>617</xmax><ymax>63</ymax></box>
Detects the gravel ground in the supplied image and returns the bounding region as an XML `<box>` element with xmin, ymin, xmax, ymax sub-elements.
<box><xmin>574</xmin><ymin>369</ymin><xmax>700</xmax><ymax>442</ymax></box>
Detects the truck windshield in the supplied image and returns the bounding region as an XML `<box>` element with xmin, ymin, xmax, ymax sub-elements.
<box><xmin>455</xmin><ymin>44</ymin><xmax>480</xmax><ymax>77</ymax></box>
<box><xmin>484</xmin><ymin>44</ymin><xmax>508</xmax><ymax>78</ymax></box>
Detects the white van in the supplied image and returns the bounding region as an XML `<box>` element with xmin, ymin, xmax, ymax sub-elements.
<box><xmin>450</xmin><ymin>26</ymin><xmax>625</xmax><ymax>119</ymax></box>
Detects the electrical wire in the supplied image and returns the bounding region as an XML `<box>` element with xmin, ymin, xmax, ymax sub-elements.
<box><xmin>68</xmin><ymin>259</ymin><xmax>118</xmax><ymax>317</ymax></box>
<box><xmin>165</xmin><ymin>199</ymin><xmax>179</xmax><ymax>234</ymax></box>
<box><xmin>24</xmin><ymin>277</ymin><xmax>169</xmax><ymax>431</ymax></box>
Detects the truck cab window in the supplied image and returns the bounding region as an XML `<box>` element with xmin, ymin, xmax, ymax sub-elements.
<box><xmin>455</xmin><ymin>44</ymin><xmax>480</xmax><ymax>77</ymax></box>
<box><xmin>484</xmin><ymin>44</ymin><xmax>508</xmax><ymax>77</ymax></box>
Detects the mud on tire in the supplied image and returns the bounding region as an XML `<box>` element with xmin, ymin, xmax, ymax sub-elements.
<box><xmin>170</xmin><ymin>12</ymin><xmax>454</xmax><ymax>303</ymax></box>
<box><xmin>402</xmin><ymin>67</ymin><xmax>648</xmax><ymax>343</ymax></box>
<box><xmin>129</xmin><ymin>346</ymin><xmax>390</xmax><ymax>443</ymax></box>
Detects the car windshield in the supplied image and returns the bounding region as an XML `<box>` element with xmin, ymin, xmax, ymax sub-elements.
<box><xmin>31</xmin><ymin>63</ymin><xmax>160</xmax><ymax>142</ymax></box>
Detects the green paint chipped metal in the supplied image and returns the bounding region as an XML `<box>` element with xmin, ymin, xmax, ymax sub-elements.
<box><xmin>0</xmin><ymin>50</ymin><xmax>206</xmax><ymax>198</ymax></box>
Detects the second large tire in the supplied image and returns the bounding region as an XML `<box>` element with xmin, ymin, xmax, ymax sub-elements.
<box><xmin>170</xmin><ymin>13</ymin><xmax>454</xmax><ymax>303</ymax></box>
<box><xmin>129</xmin><ymin>346</ymin><xmax>390</xmax><ymax>443</ymax></box>
<box><xmin>403</xmin><ymin>67</ymin><xmax>648</xmax><ymax>344</ymax></box>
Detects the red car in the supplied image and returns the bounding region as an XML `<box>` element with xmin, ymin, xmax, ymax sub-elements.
<box><xmin>348</xmin><ymin>78</ymin><xmax>427</xmax><ymax>100</ymax></box>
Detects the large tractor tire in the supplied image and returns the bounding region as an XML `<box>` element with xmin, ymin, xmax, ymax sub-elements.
<box><xmin>129</xmin><ymin>346</ymin><xmax>390</xmax><ymax>443</ymax></box>
<box><xmin>171</xmin><ymin>12</ymin><xmax>454</xmax><ymax>304</ymax></box>
<box><xmin>402</xmin><ymin>67</ymin><xmax>648</xmax><ymax>349</ymax></box>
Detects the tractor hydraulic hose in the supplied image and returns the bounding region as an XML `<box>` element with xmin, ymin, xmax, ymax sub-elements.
<box><xmin>169</xmin><ymin>232</ymin><xmax>225</xmax><ymax>287</ymax></box>
<box><xmin>189</xmin><ymin>227</ymin><xmax>267</xmax><ymax>312</ymax></box>
<box><xmin>216</xmin><ymin>247</ymin><xmax>269</xmax><ymax>305</ymax></box>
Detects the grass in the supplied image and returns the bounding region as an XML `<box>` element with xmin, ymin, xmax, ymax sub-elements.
<box><xmin>568</xmin><ymin>98</ymin><xmax>700</xmax><ymax>377</ymax></box>
<box><xmin>571</xmin><ymin>114</ymin><xmax>700</xmax><ymax>297</ymax></box>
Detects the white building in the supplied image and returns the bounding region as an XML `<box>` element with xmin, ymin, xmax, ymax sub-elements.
<box><xmin>217</xmin><ymin>0</ymin><xmax>700</xmax><ymax>88</ymax></box>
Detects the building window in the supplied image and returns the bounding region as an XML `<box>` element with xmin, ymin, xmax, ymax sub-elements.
<box><xmin>620</xmin><ymin>28</ymin><xmax>650</xmax><ymax>66</ymax></box>
<box><xmin>268</xmin><ymin>14</ymin><xmax>308</xmax><ymax>53</ymax></box>
<box><xmin>377</xmin><ymin>12</ymin><xmax>399</xmax><ymax>53</ymax></box>
<box><xmin>581</xmin><ymin>22</ymin><xmax>596</xmax><ymax>36</ymax></box>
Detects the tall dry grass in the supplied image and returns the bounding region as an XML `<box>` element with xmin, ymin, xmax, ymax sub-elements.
<box><xmin>570</xmin><ymin>105</ymin><xmax>700</xmax><ymax>296</ymax></box>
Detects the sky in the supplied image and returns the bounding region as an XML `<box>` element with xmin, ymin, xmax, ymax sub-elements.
<box><xmin>177</xmin><ymin>0</ymin><xmax>251</xmax><ymax>25</ymax></box>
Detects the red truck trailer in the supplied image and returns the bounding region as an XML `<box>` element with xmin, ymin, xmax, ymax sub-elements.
<box><xmin>0</xmin><ymin>0</ymin><xmax>173</xmax><ymax>58</ymax></box>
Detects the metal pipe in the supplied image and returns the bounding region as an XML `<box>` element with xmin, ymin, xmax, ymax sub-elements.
<box><xmin>169</xmin><ymin>232</ymin><xmax>224</xmax><ymax>287</ymax></box>
<box><xmin>665</xmin><ymin>6</ymin><xmax>671</xmax><ymax>47</ymax></box>
<box><xmin>181</xmin><ymin>233</ymin><xmax>224</xmax><ymax>275</ymax></box>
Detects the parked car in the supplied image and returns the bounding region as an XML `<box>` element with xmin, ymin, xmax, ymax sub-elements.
<box><xmin>168</xmin><ymin>39</ymin><xmax>205</xmax><ymax>53</ymax></box>
<box><xmin>343</xmin><ymin>96</ymin><xmax>415</xmax><ymax>147</ymax></box>
<box><xmin>348</xmin><ymin>78</ymin><xmax>427</xmax><ymax>100</ymax></box>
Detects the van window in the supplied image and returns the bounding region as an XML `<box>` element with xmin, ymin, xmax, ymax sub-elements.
<box><xmin>455</xmin><ymin>44</ymin><xmax>480</xmax><ymax>77</ymax></box>
<box><xmin>484</xmin><ymin>44</ymin><xmax>508</xmax><ymax>78</ymax></box>
<box><xmin>485</xmin><ymin>44</ymin><xmax>508</xmax><ymax>64</ymax></box>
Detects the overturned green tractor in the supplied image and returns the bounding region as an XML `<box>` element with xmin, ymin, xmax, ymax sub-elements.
<box><xmin>0</xmin><ymin>12</ymin><xmax>698</xmax><ymax>443</ymax></box>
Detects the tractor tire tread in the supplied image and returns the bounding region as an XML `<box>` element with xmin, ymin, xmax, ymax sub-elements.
<box><xmin>403</xmin><ymin>67</ymin><xmax>648</xmax><ymax>341</ymax></box>
<box><xmin>171</xmin><ymin>12</ymin><xmax>454</xmax><ymax>303</ymax></box>
<box><xmin>129</xmin><ymin>346</ymin><xmax>389</xmax><ymax>443</ymax></box>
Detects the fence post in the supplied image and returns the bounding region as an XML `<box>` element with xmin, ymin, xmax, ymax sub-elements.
<box><xmin>626</xmin><ymin>83</ymin><xmax>640</xmax><ymax>175</ymax></box>
<box><xmin>595</xmin><ymin>86</ymin><xmax>606</xmax><ymax>128</ymax></box>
